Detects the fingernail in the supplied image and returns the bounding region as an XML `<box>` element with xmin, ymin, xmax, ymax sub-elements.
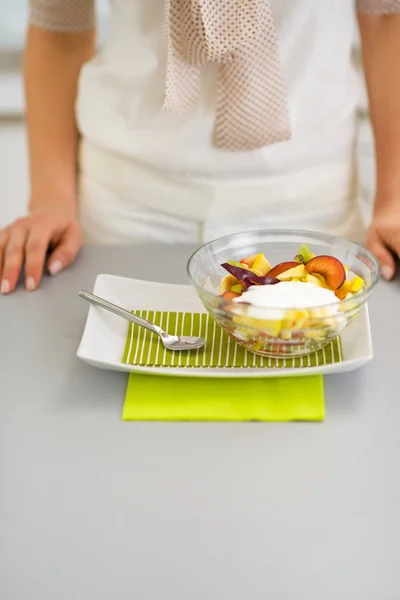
<box><xmin>26</xmin><ymin>276</ymin><xmax>36</xmax><ymax>291</ymax></box>
<box><xmin>1</xmin><ymin>279</ymin><xmax>10</xmax><ymax>294</ymax></box>
<box><xmin>382</xmin><ymin>265</ymin><xmax>394</xmax><ymax>281</ymax></box>
<box><xmin>49</xmin><ymin>260</ymin><xmax>63</xmax><ymax>276</ymax></box>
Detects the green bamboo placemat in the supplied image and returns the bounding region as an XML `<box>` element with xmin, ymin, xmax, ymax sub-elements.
<box><xmin>122</xmin><ymin>311</ymin><xmax>343</xmax><ymax>369</ymax></box>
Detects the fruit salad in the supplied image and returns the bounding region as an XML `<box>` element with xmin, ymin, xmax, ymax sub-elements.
<box><xmin>218</xmin><ymin>245</ymin><xmax>365</xmax><ymax>352</ymax></box>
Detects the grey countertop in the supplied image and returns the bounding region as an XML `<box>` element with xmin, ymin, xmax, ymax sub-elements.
<box><xmin>1</xmin><ymin>246</ymin><xmax>400</xmax><ymax>600</ymax></box>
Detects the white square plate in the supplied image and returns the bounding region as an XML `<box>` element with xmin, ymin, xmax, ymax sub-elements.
<box><xmin>77</xmin><ymin>274</ymin><xmax>373</xmax><ymax>378</ymax></box>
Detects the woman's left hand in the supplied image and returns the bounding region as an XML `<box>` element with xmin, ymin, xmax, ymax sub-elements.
<box><xmin>366</xmin><ymin>197</ymin><xmax>400</xmax><ymax>281</ymax></box>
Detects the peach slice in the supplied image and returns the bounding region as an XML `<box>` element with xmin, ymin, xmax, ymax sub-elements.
<box><xmin>336</xmin><ymin>275</ymin><xmax>364</xmax><ymax>298</ymax></box>
<box><xmin>335</xmin><ymin>281</ymin><xmax>352</xmax><ymax>300</ymax></box>
<box><xmin>251</xmin><ymin>253</ymin><xmax>272</xmax><ymax>277</ymax></box>
<box><xmin>267</xmin><ymin>261</ymin><xmax>299</xmax><ymax>278</ymax></box>
<box><xmin>240</xmin><ymin>254</ymin><xmax>258</xmax><ymax>268</ymax></box>
<box><xmin>222</xmin><ymin>291</ymin><xmax>241</xmax><ymax>300</ymax></box>
<box><xmin>305</xmin><ymin>256</ymin><xmax>346</xmax><ymax>291</ymax></box>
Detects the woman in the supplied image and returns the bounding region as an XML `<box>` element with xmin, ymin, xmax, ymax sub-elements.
<box><xmin>0</xmin><ymin>0</ymin><xmax>399</xmax><ymax>294</ymax></box>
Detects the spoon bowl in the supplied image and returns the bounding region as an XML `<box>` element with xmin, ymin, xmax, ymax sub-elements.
<box><xmin>79</xmin><ymin>290</ymin><xmax>206</xmax><ymax>352</ymax></box>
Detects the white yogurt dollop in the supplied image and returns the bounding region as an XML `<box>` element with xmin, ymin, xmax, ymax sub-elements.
<box><xmin>232</xmin><ymin>281</ymin><xmax>339</xmax><ymax>320</ymax></box>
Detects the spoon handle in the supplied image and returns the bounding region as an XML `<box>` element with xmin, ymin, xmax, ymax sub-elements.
<box><xmin>79</xmin><ymin>290</ymin><xmax>160</xmax><ymax>336</ymax></box>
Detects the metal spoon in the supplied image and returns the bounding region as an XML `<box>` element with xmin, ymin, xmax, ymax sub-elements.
<box><xmin>79</xmin><ymin>290</ymin><xmax>206</xmax><ymax>351</ymax></box>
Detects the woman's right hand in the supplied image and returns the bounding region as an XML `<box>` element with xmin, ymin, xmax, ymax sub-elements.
<box><xmin>0</xmin><ymin>208</ymin><xmax>83</xmax><ymax>294</ymax></box>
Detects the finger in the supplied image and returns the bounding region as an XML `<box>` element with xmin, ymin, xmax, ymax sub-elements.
<box><xmin>0</xmin><ymin>228</ymin><xmax>8</xmax><ymax>283</ymax></box>
<box><xmin>47</xmin><ymin>224</ymin><xmax>83</xmax><ymax>275</ymax></box>
<box><xmin>378</xmin><ymin>227</ymin><xmax>400</xmax><ymax>262</ymax></box>
<box><xmin>1</xmin><ymin>220</ymin><xmax>28</xmax><ymax>294</ymax></box>
<box><xmin>24</xmin><ymin>222</ymin><xmax>53</xmax><ymax>291</ymax></box>
<box><xmin>367</xmin><ymin>230</ymin><xmax>396</xmax><ymax>281</ymax></box>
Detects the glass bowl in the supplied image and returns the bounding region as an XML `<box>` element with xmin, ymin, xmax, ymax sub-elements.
<box><xmin>187</xmin><ymin>229</ymin><xmax>380</xmax><ymax>358</ymax></box>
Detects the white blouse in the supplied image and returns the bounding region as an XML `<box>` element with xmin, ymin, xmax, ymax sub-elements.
<box><xmin>29</xmin><ymin>1</ymin><xmax>398</xmax><ymax>178</ymax></box>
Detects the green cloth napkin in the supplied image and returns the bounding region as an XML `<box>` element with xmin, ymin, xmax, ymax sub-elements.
<box><xmin>122</xmin><ymin>310</ymin><xmax>343</xmax><ymax>369</ymax></box>
<box><xmin>122</xmin><ymin>374</ymin><xmax>325</xmax><ymax>421</ymax></box>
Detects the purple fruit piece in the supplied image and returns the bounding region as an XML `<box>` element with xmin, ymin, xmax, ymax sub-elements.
<box><xmin>254</xmin><ymin>275</ymin><xmax>281</xmax><ymax>286</ymax></box>
<box><xmin>221</xmin><ymin>263</ymin><xmax>280</xmax><ymax>287</ymax></box>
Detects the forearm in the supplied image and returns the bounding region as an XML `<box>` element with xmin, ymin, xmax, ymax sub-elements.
<box><xmin>23</xmin><ymin>25</ymin><xmax>95</xmax><ymax>214</ymax></box>
<box><xmin>358</xmin><ymin>14</ymin><xmax>400</xmax><ymax>206</ymax></box>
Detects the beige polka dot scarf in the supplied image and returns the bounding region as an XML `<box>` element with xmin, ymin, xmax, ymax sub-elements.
<box><xmin>164</xmin><ymin>0</ymin><xmax>291</xmax><ymax>151</ymax></box>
